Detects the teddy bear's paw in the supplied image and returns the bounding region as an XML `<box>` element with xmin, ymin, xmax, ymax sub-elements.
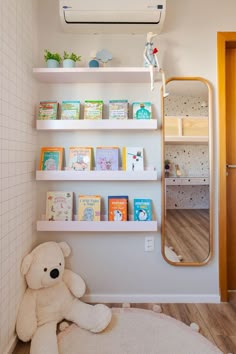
<box><xmin>90</xmin><ymin>304</ymin><xmax>112</xmax><ymax>333</ymax></box>
<box><xmin>152</xmin><ymin>304</ymin><xmax>162</xmax><ymax>313</ymax></box>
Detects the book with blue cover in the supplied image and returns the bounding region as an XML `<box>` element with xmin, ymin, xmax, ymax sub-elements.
<box><xmin>134</xmin><ymin>198</ymin><xmax>152</xmax><ymax>221</ymax></box>
<box><xmin>132</xmin><ymin>102</ymin><xmax>152</xmax><ymax>119</ymax></box>
<box><xmin>61</xmin><ymin>100</ymin><xmax>80</xmax><ymax>120</ymax></box>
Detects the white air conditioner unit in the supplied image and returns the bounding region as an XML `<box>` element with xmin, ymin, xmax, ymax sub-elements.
<box><xmin>59</xmin><ymin>0</ymin><xmax>166</xmax><ymax>34</ymax></box>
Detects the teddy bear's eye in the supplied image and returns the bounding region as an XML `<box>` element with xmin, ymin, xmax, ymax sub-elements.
<box><xmin>59</xmin><ymin>263</ymin><xmax>61</xmax><ymax>266</ymax></box>
<box><xmin>44</xmin><ymin>268</ymin><xmax>47</xmax><ymax>272</ymax></box>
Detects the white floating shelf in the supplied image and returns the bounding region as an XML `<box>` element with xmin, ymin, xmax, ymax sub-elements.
<box><xmin>165</xmin><ymin>136</ymin><xmax>208</xmax><ymax>144</ymax></box>
<box><xmin>37</xmin><ymin>220</ymin><xmax>158</xmax><ymax>232</ymax></box>
<box><xmin>36</xmin><ymin>119</ymin><xmax>158</xmax><ymax>131</ymax></box>
<box><xmin>36</xmin><ymin>170</ymin><xmax>158</xmax><ymax>181</ymax></box>
<box><xmin>165</xmin><ymin>177</ymin><xmax>209</xmax><ymax>186</ymax></box>
<box><xmin>33</xmin><ymin>67</ymin><xmax>158</xmax><ymax>84</ymax></box>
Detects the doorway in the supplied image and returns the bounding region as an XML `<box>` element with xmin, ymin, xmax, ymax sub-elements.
<box><xmin>218</xmin><ymin>32</ymin><xmax>236</xmax><ymax>302</ymax></box>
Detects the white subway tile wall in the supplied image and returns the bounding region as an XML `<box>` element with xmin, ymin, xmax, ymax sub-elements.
<box><xmin>0</xmin><ymin>0</ymin><xmax>38</xmax><ymax>352</ymax></box>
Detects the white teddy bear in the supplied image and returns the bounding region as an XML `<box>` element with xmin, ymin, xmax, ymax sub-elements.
<box><xmin>16</xmin><ymin>241</ymin><xmax>112</xmax><ymax>354</ymax></box>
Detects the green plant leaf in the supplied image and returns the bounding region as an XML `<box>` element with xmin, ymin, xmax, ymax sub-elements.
<box><xmin>44</xmin><ymin>50</ymin><xmax>62</xmax><ymax>63</ymax></box>
<box><xmin>63</xmin><ymin>51</ymin><xmax>81</xmax><ymax>62</ymax></box>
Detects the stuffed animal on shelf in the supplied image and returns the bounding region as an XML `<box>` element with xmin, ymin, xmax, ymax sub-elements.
<box><xmin>16</xmin><ymin>241</ymin><xmax>112</xmax><ymax>354</ymax></box>
<box><xmin>143</xmin><ymin>31</ymin><xmax>169</xmax><ymax>97</ymax></box>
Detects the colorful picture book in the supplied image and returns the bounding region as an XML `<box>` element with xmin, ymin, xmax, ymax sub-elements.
<box><xmin>108</xmin><ymin>196</ymin><xmax>129</xmax><ymax>221</ymax></box>
<box><xmin>39</xmin><ymin>147</ymin><xmax>64</xmax><ymax>170</ymax></box>
<box><xmin>84</xmin><ymin>100</ymin><xmax>103</xmax><ymax>120</ymax></box>
<box><xmin>46</xmin><ymin>191</ymin><xmax>73</xmax><ymax>221</ymax></box>
<box><xmin>122</xmin><ymin>147</ymin><xmax>144</xmax><ymax>171</ymax></box>
<box><xmin>61</xmin><ymin>101</ymin><xmax>80</xmax><ymax>120</ymax></box>
<box><xmin>38</xmin><ymin>101</ymin><xmax>58</xmax><ymax>120</ymax></box>
<box><xmin>69</xmin><ymin>147</ymin><xmax>93</xmax><ymax>171</ymax></box>
<box><xmin>132</xmin><ymin>102</ymin><xmax>152</xmax><ymax>119</ymax></box>
<box><xmin>109</xmin><ymin>100</ymin><xmax>128</xmax><ymax>119</ymax></box>
<box><xmin>78</xmin><ymin>195</ymin><xmax>101</xmax><ymax>221</ymax></box>
<box><xmin>134</xmin><ymin>199</ymin><xmax>152</xmax><ymax>221</ymax></box>
<box><xmin>95</xmin><ymin>146</ymin><xmax>119</xmax><ymax>171</ymax></box>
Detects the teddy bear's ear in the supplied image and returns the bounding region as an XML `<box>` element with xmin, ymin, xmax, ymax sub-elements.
<box><xmin>58</xmin><ymin>242</ymin><xmax>71</xmax><ymax>257</ymax></box>
<box><xmin>21</xmin><ymin>254</ymin><xmax>33</xmax><ymax>275</ymax></box>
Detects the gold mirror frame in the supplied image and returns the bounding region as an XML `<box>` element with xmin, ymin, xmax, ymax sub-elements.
<box><xmin>161</xmin><ymin>77</ymin><xmax>213</xmax><ymax>266</ymax></box>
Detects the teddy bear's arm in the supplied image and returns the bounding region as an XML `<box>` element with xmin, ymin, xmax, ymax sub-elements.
<box><xmin>63</xmin><ymin>269</ymin><xmax>86</xmax><ymax>298</ymax></box>
<box><xmin>16</xmin><ymin>288</ymin><xmax>37</xmax><ymax>342</ymax></box>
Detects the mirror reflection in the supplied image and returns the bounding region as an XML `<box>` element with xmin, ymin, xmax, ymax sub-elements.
<box><xmin>162</xmin><ymin>77</ymin><xmax>212</xmax><ymax>265</ymax></box>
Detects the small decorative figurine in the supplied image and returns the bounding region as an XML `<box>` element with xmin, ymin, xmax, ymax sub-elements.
<box><xmin>96</xmin><ymin>49</ymin><xmax>112</xmax><ymax>66</ymax></box>
<box><xmin>89</xmin><ymin>51</ymin><xmax>100</xmax><ymax>67</ymax></box>
<box><xmin>143</xmin><ymin>32</ymin><xmax>169</xmax><ymax>96</ymax></box>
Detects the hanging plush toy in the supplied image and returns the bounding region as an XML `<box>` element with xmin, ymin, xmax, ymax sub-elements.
<box><xmin>16</xmin><ymin>241</ymin><xmax>112</xmax><ymax>354</ymax></box>
<box><xmin>143</xmin><ymin>31</ymin><xmax>169</xmax><ymax>97</ymax></box>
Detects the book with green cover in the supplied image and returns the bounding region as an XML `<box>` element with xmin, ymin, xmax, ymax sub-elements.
<box><xmin>84</xmin><ymin>100</ymin><xmax>103</xmax><ymax>120</ymax></box>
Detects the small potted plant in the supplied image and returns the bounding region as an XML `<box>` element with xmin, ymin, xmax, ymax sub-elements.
<box><xmin>164</xmin><ymin>159</ymin><xmax>171</xmax><ymax>177</ymax></box>
<box><xmin>44</xmin><ymin>50</ymin><xmax>62</xmax><ymax>68</ymax></box>
<box><xmin>63</xmin><ymin>51</ymin><xmax>81</xmax><ymax>68</ymax></box>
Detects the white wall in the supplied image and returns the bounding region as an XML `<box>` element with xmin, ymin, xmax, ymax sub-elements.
<box><xmin>0</xmin><ymin>0</ymin><xmax>39</xmax><ymax>353</ymax></box>
<box><xmin>34</xmin><ymin>0</ymin><xmax>231</xmax><ymax>304</ymax></box>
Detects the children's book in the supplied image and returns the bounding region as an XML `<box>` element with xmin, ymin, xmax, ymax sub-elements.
<box><xmin>39</xmin><ymin>147</ymin><xmax>64</xmax><ymax>170</ymax></box>
<box><xmin>109</xmin><ymin>100</ymin><xmax>128</xmax><ymax>119</ymax></box>
<box><xmin>134</xmin><ymin>199</ymin><xmax>152</xmax><ymax>221</ymax></box>
<box><xmin>61</xmin><ymin>101</ymin><xmax>80</xmax><ymax>120</ymax></box>
<box><xmin>38</xmin><ymin>101</ymin><xmax>58</xmax><ymax>120</ymax></box>
<box><xmin>46</xmin><ymin>191</ymin><xmax>73</xmax><ymax>221</ymax></box>
<box><xmin>95</xmin><ymin>147</ymin><xmax>119</xmax><ymax>171</ymax></box>
<box><xmin>132</xmin><ymin>102</ymin><xmax>152</xmax><ymax>119</ymax></box>
<box><xmin>108</xmin><ymin>196</ymin><xmax>129</xmax><ymax>221</ymax></box>
<box><xmin>69</xmin><ymin>147</ymin><xmax>93</xmax><ymax>171</ymax></box>
<box><xmin>122</xmin><ymin>147</ymin><xmax>144</xmax><ymax>171</ymax></box>
<box><xmin>78</xmin><ymin>195</ymin><xmax>101</xmax><ymax>221</ymax></box>
<box><xmin>84</xmin><ymin>100</ymin><xmax>103</xmax><ymax>120</ymax></box>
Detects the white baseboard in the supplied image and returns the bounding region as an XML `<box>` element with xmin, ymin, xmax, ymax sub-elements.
<box><xmin>83</xmin><ymin>294</ymin><xmax>220</xmax><ymax>304</ymax></box>
<box><xmin>4</xmin><ymin>335</ymin><xmax>18</xmax><ymax>354</ymax></box>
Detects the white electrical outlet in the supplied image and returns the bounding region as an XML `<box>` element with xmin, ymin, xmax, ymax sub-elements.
<box><xmin>145</xmin><ymin>236</ymin><xmax>154</xmax><ymax>252</ymax></box>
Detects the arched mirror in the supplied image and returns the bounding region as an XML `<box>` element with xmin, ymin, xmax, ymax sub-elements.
<box><xmin>161</xmin><ymin>77</ymin><xmax>213</xmax><ymax>266</ymax></box>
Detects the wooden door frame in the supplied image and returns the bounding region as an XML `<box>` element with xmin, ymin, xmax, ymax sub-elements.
<box><xmin>218</xmin><ymin>32</ymin><xmax>236</xmax><ymax>301</ymax></box>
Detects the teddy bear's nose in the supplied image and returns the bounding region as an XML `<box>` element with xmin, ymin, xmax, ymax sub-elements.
<box><xmin>50</xmin><ymin>268</ymin><xmax>59</xmax><ymax>279</ymax></box>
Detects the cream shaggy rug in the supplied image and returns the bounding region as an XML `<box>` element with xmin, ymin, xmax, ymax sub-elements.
<box><xmin>58</xmin><ymin>308</ymin><xmax>222</xmax><ymax>354</ymax></box>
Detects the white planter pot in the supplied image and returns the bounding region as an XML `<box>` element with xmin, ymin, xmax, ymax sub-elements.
<box><xmin>63</xmin><ymin>59</ymin><xmax>76</xmax><ymax>68</ymax></box>
<box><xmin>46</xmin><ymin>59</ymin><xmax>60</xmax><ymax>68</ymax></box>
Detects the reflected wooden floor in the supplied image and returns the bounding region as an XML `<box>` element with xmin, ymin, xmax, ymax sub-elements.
<box><xmin>13</xmin><ymin>303</ymin><xmax>236</xmax><ymax>354</ymax></box>
<box><xmin>165</xmin><ymin>209</ymin><xmax>209</xmax><ymax>263</ymax></box>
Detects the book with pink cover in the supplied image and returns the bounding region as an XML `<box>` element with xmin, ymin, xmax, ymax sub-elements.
<box><xmin>95</xmin><ymin>146</ymin><xmax>119</xmax><ymax>171</ymax></box>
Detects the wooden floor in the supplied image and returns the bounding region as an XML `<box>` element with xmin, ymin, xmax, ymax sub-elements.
<box><xmin>13</xmin><ymin>302</ymin><xmax>236</xmax><ymax>354</ymax></box>
<box><xmin>165</xmin><ymin>209</ymin><xmax>210</xmax><ymax>263</ymax></box>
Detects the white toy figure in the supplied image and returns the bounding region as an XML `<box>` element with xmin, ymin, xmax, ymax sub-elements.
<box><xmin>143</xmin><ymin>31</ymin><xmax>169</xmax><ymax>96</ymax></box>
<box><xmin>16</xmin><ymin>241</ymin><xmax>112</xmax><ymax>354</ymax></box>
